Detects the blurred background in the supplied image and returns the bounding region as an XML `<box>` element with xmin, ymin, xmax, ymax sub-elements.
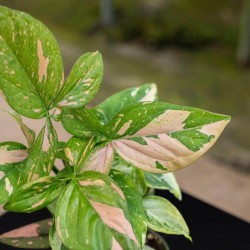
<box><xmin>0</xmin><ymin>0</ymin><xmax>250</xmax><ymax>223</ymax></box>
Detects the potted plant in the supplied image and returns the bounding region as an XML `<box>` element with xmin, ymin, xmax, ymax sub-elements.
<box><xmin>0</xmin><ymin>6</ymin><xmax>230</xmax><ymax>250</ymax></box>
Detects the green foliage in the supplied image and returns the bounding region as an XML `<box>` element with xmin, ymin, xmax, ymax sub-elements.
<box><xmin>0</xmin><ymin>6</ymin><xmax>230</xmax><ymax>250</ymax></box>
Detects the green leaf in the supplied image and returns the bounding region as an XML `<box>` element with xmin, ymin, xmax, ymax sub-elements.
<box><xmin>26</xmin><ymin>119</ymin><xmax>57</xmax><ymax>181</ymax></box>
<box><xmin>110</xmin><ymin>169</ymin><xmax>147</xmax><ymax>248</ymax></box>
<box><xmin>64</xmin><ymin>136</ymin><xmax>96</xmax><ymax>172</ymax></box>
<box><xmin>0</xmin><ymin>6</ymin><xmax>64</xmax><ymax>118</ymax></box>
<box><xmin>0</xmin><ymin>218</ymin><xmax>52</xmax><ymax>249</ymax></box>
<box><xmin>144</xmin><ymin>172</ymin><xmax>182</xmax><ymax>200</ymax></box>
<box><xmin>56</xmin><ymin>171</ymin><xmax>140</xmax><ymax>250</ymax></box>
<box><xmin>92</xmin><ymin>83</ymin><xmax>158</xmax><ymax>124</ymax></box>
<box><xmin>8</xmin><ymin>111</ymin><xmax>35</xmax><ymax>148</ymax></box>
<box><xmin>55</xmin><ymin>51</ymin><xmax>103</xmax><ymax>108</ymax></box>
<box><xmin>143</xmin><ymin>196</ymin><xmax>191</xmax><ymax>240</ymax></box>
<box><xmin>131</xmin><ymin>167</ymin><xmax>147</xmax><ymax>196</ymax></box>
<box><xmin>4</xmin><ymin>176</ymin><xmax>65</xmax><ymax>212</ymax></box>
<box><xmin>61</xmin><ymin>107</ymin><xmax>105</xmax><ymax>137</ymax></box>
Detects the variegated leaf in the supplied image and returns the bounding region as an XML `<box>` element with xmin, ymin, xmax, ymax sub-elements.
<box><xmin>0</xmin><ymin>218</ymin><xmax>52</xmax><ymax>249</ymax></box>
<box><xmin>144</xmin><ymin>172</ymin><xmax>182</xmax><ymax>200</ymax></box>
<box><xmin>0</xmin><ymin>142</ymin><xmax>28</xmax><ymax>204</ymax></box>
<box><xmin>4</xmin><ymin>176</ymin><xmax>65</xmax><ymax>212</ymax></box>
<box><xmin>143</xmin><ymin>196</ymin><xmax>191</xmax><ymax>240</ymax></box>
<box><xmin>8</xmin><ymin>111</ymin><xmax>35</xmax><ymax>148</ymax></box>
<box><xmin>84</xmin><ymin>143</ymin><xmax>114</xmax><ymax>173</ymax></box>
<box><xmin>85</xmin><ymin>102</ymin><xmax>230</xmax><ymax>173</ymax></box>
<box><xmin>55</xmin><ymin>51</ymin><xmax>103</xmax><ymax>108</ymax></box>
<box><xmin>61</xmin><ymin>84</ymin><xmax>158</xmax><ymax>136</ymax></box>
<box><xmin>0</xmin><ymin>6</ymin><xmax>64</xmax><ymax>118</ymax></box>
<box><xmin>0</xmin><ymin>141</ymin><xmax>28</xmax><ymax>166</ymax></box>
<box><xmin>26</xmin><ymin>119</ymin><xmax>57</xmax><ymax>181</ymax></box>
<box><xmin>0</xmin><ymin>161</ymin><xmax>26</xmax><ymax>204</ymax></box>
<box><xmin>92</xmin><ymin>83</ymin><xmax>158</xmax><ymax>124</ymax></box>
<box><xmin>64</xmin><ymin>136</ymin><xmax>96</xmax><ymax>171</ymax></box>
<box><xmin>110</xmin><ymin>169</ymin><xmax>147</xmax><ymax>248</ymax></box>
<box><xmin>61</xmin><ymin>106</ymin><xmax>105</xmax><ymax>137</ymax></box>
<box><xmin>56</xmin><ymin>171</ymin><xmax>140</xmax><ymax>250</ymax></box>
<box><xmin>49</xmin><ymin>222</ymin><xmax>69</xmax><ymax>250</ymax></box>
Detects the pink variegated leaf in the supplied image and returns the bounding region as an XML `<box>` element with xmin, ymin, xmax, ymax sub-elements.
<box><xmin>55</xmin><ymin>171</ymin><xmax>141</xmax><ymax>250</ymax></box>
<box><xmin>0</xmin><ymin>219</ymin><xmax>52</xmax><ymax>249</ymax></box>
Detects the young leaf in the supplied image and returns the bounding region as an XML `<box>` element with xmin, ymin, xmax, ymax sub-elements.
<box><xmin>144</xmin><ymin>172</ymin><xmax>182</xmax><ymax>200</ymax></box>
<box><xmin>55</xmin><ymin>51</ymin><xmax>103</xmax><ymax>108</ymax></box>
<box><xmin>4</xmin><ymin>176</ymin><xmax>66</xmax><ymax>212</ymax></box>
<box><xmin>0</xmin><ymin>218</ymin><xmax>52</xmax><ymax>249</ymax></box>
<box><xmin>61</xmin><ymin>106</ymin><xmax>105</xmax><ymax>137</ymax></box>
<box><xmin>8</xmin><ymin>111</ymin><xmax>35</xmax><ymax>148</ymax></box>
<box><xmin>143</xmin><ymin>196</ymin><xmax>191</xmax><ymax>240</ymax></box>
<box><xmin>0</xmin><ymin>6</ymin><xmax>64</xmax><ymax>118</ymax></box>
<box><xmin>26</xmin><ymin>119</ymin><xmax>57</xmax><ymax>181</ymax></box>
<box><xmin>56</xmin><ymin>171</ymin><xmax>140</xmax><ymax>250</ymax></box>
<box><xmin>92</xmin><ymin>83</ymin><xmax>158</xmax><ymax>124</ymax></box>
<box><xmin>64</xmin><ymin>136</ymin><xmax>96</xmax><ymax>171</ymax></box>
<box><xmin>110</xmin><ymin>169</ymin><xmax>147</xmax><ymax>248</ymax></box>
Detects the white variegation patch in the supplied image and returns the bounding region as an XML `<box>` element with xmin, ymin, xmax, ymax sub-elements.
<box><xmin>139</xmin><ymin>84</ymin><xmax>157</xmax><ymax>102</ymax></box>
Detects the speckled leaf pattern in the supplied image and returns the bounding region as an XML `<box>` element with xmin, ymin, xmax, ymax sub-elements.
<box><xmin>0</xmin><ymin>218</ymin><xmax>52</xmax><ymax>249</ymax></box>
<box><xmin>0</xmin><ymin>6</ymin><xmax>64</xmax><ymax>118</ymax></box>
<box><xmin>83</xmin><ymin>102</ymin><xmax>230</xmax><ymax>173</ymax></box>
<box><xmin>61</xmin><ymin>107</ymin><xmax>105</xmax><ymax>137</ymax></box>
<box><xmin>55</xmin><ymin>52</ymin><xmax>103</xmax><ymax>108</ymax></box>
<box><xmin>56</xmin><ymin>171</ymin><xmax>140</xmax><ymax>250</ymax></box>
<box><xmin>0</xmin><ymin>161</ymin><xmax>26</xmax><ymax>204</ymax></box>
<box><xmin>26</xmin><ymin>119</ymin><xmax>57</xmax><ymax>181</ymax></box>
<box><xmin>0</xmin><ymin>142</ymin><xmax>28</xmax><ymax>204</ymax></box>
<box><xmin>143</xmin><ymin>196</ymin><xmax>191</xmax><ymax>240</ymax></box>
<box><xmin>131</xmin><ymin>167</ymin><xmax>147</xmax><ymax>196</ymax></box>
<box><xmin>64</xmin><ymin>136</ymin><xmax>96</xmax><ymax>171</ymax></box>
<box><xmin>110</xmin><ymin>169</ymin><xmax>147</xmax><ymax>248</ymax></box>
<box><xmin>4</xmin><ymin>176</ymin><xmax>66</xmax><ymax>212</ymax></box>
<box><xmin>92</xmin><ymin>83</ymin><xmax>158</xmax><ymax>124</ymax></box>
<box><xmin>144</xmin><ymin>172</ymin><xmax>182</xmax><ymax>200</ymax></box>
<box><xmin>8</xmin><ymin>111</ymin><xmax>35</xmax><ymax>148</ymax></box>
